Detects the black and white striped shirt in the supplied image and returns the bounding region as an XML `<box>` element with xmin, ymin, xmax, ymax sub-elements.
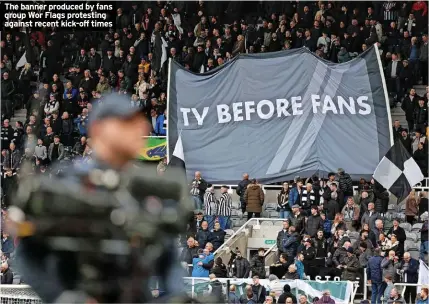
<box><xmin>301</xmin><ymin>189</ymin><xmax>315</xmax><ymax>210</ymax></box>
<box><xmin>217</xmin><ymin>192</ymin><xmax>232</xmax><ymax>216</ymax></box>
<box><xmin>204</xmin><ymin>191</ymin><xmax>217</xmax><ymax>216</ymax></box>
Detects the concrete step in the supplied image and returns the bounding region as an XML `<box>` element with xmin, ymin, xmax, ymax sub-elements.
<box><xmin>10</xmin><ymin>109</ymin><xmax>27</xmax><ymax>125</ymax></box>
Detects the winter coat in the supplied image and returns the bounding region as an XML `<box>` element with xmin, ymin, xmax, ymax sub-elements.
<box><xmin>414</xmin><ymin>106</ymin><xmax>428</xmax><ymax>125</ymax></box>
<box><xmin>280</xmin><ymin>232</ymin><xmax>299</xmax><ymax>257</ymax></box>
<box><xmin>211</xmin><ymin>263</ymin><xmax>227</xmax><ymax>278</ymax></box>
<box><xmin>381</xmin><ymin>258</ymin><xmax>400</xmax><ymax>282</ymax></box>
<box><xmin>290</xmin><ymin>212</ymin><xmax>305</xmax><ymax>234</ymax></box>
<box><xmin>244</xmin><ymin>184</ymin><xmax>264</xmax><ymax>213</ymax></box>
<box><xmin>399</xmin><ymin>258</ymin><xmax>419</xmax><ymax>283</ymax></box>
<box><xmin>48</xmin><ymin>143</ymin><xmax>65</xmax><ymax>161</ymax></box>
<box><xmin>361</xmin><ymin>211</ymin><xmax>381</xmax><ymax>231</ymax></box>
<box><xmin>324</xmin><ymin>199</ymin><xmax>340</xmax><ymax>220</ymax></box>
<box><xmin>232</xmin><ymin>257</ymin><xmax>250</xmax><ymax>278</ymax></box>
<box><xmin>313</xmin><ymin>237</ymin><xmax>328</xmax><ymax>258</ymax></box>
<box><xmin>180</xmin><ymin>246</ymin><xmax>199</xmax><ymax>264</ymax></box>
<box><xmin>305</xmin><ymin>215</ymin><xmax>323</xmax><ymax>238</ymax></box>
<box><xmin>341</xmin><ymin>254</ymin><xmax>360</xmax><ymax>281</ymax></box>
<box><xmin>250</xmin><ymin>254</ymin><xmax>266</xmax><ymax>279</ymax></box>
<box><xmin>236</xmin><ymin>179</ymin><xmax>251</xmax><ymax>205</ymax></box>
<box><xmin>208</xmin><ymin>229</ymin><xmax>226</xmax><ymax>251</ymax></box>
<box><xmin>338</xmin><ymin>172</ymin><xmax>353</xmax><ymax>196</ymax></box>
<box><xmin>196</xmin><ymin>229</ymin><xmax>210</xmax><ymax>249</ymax></box>
<box><xmin>367</xmin><ymin>255</ymin><xmax>383</xmax><ymax>283</ymax></box>
<box><xmin>332</xmin><ymin>247</ymin><xmax>348</xmax><ymax>267</ymax></box>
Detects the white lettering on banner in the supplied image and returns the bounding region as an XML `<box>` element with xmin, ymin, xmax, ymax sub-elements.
<box><xmin>232</xmin><ymin>103</ymin><xmax>244</xmax><ymax>122</ymax></box>
<box><xmin>217</xmin><ymin>105</ymin><xmax>231</xmax><ymax>123</ymax></box>
<box><xmin>276</xmin><ymin>99</ymin><xmax>290</xmax><ymax>117</ymax></box>
<box><xmin>257</xmin><ymin>100</ymin><xmax>275</xmax><ymax>119</ymax></box>
<box><xmin>357</xmin><ymin>96</ymin><xmax>371</xmax><ymax>115</ymax></box>
<box><xmin>179</xmin><ymin>95</ymin><xmax>372</xmax><ymax>126</ymax></box>
<box><xmin>192</xmin><ymin>107</ymin><xmax>209</xmax><ymax>125</ymax></box>
<box><xmin>181</xmin><ymin>107</ymin><xmax>210</xmax><ymax>126</ymax></box>
<box><xmin>244</xmin><ymin>101</ymin><xmax>255</xmax><ymax>120</ymax></box>
<box><xmin>291</xmin><ymin>96</ymin><xmax>303</xmax><ymax>115</ymax></box>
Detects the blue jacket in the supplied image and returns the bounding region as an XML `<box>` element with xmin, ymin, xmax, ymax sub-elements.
<box><xmin>366</xmin><ymin>255</ymin><xmax>383</xmax><ymax>283</ymax></box>
<box><xmin>289</xmin><ymin>187</ymin><xmax>300</xmax><ymax>208</ymax></box>
<box><xmin>417</xmin><ymin>297</ymin><xmax>429</xmax><ymax>304</ymax></box>
<box><xmin>63</xmin><ymin>88</ymin><xmax>78</xmax><ymax>102</ymax></box>
<box><xmin>295</xmin><ymin>260</ymin><xmax>305</xmax><ymax>279</ymax></box>
<box><xmin>73</xmin><ymin>116</ymin><xmax>89</xmax><ymax>136</ymax></box>
<box><xmin>1</xmin><ymin>237</ymin><xmax>14</xmax><ymax>254</ymax></box>
<box><xmin>400</xmin><ymin>258</ymin><xmax>419</xmax><ymax>283</ymax></box>
<box><xmin>154</xmin><ymin>114</ymin><xmax>166</xmax><ymax>136</ymax></box>
<box><xmin>192</xmin><ymin>253</ymin><xmax>214</xmax><ymax>277</ymax></box>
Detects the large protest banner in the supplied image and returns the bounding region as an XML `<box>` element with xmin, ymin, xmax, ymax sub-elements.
<box><xmin>168</xmin><ymin>46</ymin><xmax>393</xmax><ymax>183</ymax></box>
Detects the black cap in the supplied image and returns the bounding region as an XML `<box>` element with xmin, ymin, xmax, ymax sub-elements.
<box><xmin>89</xmin><ymin>94</ymin><xmax>144</xmax><ymax>127</ymax></box>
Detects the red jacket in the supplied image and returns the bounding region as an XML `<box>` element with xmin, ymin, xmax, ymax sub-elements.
<box><xmin>412</xmin><ymin>1</ymin><xmax>428</xmax><ymax>16</ymax></box>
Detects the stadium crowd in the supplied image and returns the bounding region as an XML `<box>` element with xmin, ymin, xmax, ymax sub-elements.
<box><xmin>0</xmin><ymin>1</ymin><xmax>429</xmax><ymax>303</ymax></box>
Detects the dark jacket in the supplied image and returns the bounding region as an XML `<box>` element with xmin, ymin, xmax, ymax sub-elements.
<box><xmin>338</xmin><ymin>172</ymin><xmax>353</xmax><ymax>196</ymax></box>
<box><xmin>250</xmin><ymin>254</ymin><xmax>266</xmax><ymax>279</ymax></box>
<box><xmin>401</xmin><ymin>95</ymin><xmax>419</xmax><ymax>121</ymax></box>
<box><xmin>208</xmin><ymin>229</ymin><xmax>226</xmax><ymax>251</ymax></box>
<box><xmin>251</xmin><ymin>284</ymin><xmax>267</xmax><ymax>304</ymax></box>
<box><xmin>232</xmin><ymin>256</ymin><xmax>251</xmax><ymax>278</ymax></box>
<box><xmin>332</xmin><ymin>247</ymin><xmax>348</xmax><ymax>267</ymax></box>
<box><xmin>341</xmin><ymin>254</ymin><xmax>360</xmax><ymax>281</ymax></box>
<box><xmin>236</xmin><ymin>179</ymin><xmax>251</xmax><ymax>205</ymax></box>
<box><xmin>305</xmin><ymin>214</ymin><xmax>323</xmax><ymax>238</ymax></box>
<box><xmin>196</xmin><ymin>228</ymin><xmax>211</xmax><ymax>249</ymax></box>
<box><xmin>400</xmin><ymin>258</ymin><xmax>419</xmax><ymax>283</ymax></box>
<box><xmin>180</xmin><ymin>246</ymin><xmax>199</xmax><ymax>265</ymax></box>
<box><xmin>1</xmin><ymin>268</ymin><xmax>13</xmax><ymax>284</ymax></box>
<box><xmin>211</xmin><ymin>263</ymin><xmax>227</xmax><ymax>278</ymax></box>
<box><xmin>278</xmin><ymin>292</ymin><xmax>297</xmax><ymax>304</ymax></box>
<box><xmin>324</xmin><ymin>199</ymin><xmax>340</xmax><ymax>220</ymax></box>
<box><xmin>414</xmin><ymin>106</ymin><xmax>428</xmax><ymax>125</ymax></box>
<box><xmin>280</xmin><ymin>232</ymin><xmax>299</xmax><ymax>257</ymax></box>
<box><xmin>367</xmin><ymin>255</ymin><xmax>384</xmax><ymax>283</ymax></box>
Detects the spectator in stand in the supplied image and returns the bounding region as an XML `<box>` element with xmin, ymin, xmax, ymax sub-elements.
<box><xmin>367</xmin><ymin>248</ymin><xmax>384</xmax><ymax>304</ymax></box>
<box><xmin>190</xmin><ymin>171</ymin><xmax>207</xmax><ymax>211</ymax></box>
<box><xmin>399</xmin><ymin>252</ymin><xmax>419</xmax><ymax>303</ymax></box>
<box><xmin>217</xmin><ymin>185</ymin><xmax>232</xmax><ymax>230</ymax></box>
<box><xmin>244</xmin><ymin>179</ymin><xmax>264</xmax><ymax>220</ymax></box>
<box><xmin>405</xmin><ymin>190</ymin><xmax>419</xmax><ymax>224</ymax></box>
<box><xmin>421</xmin><ymin>220</ymin><xmax>429</xmax><ymax>263</ymax></box>
<box><xmin>417</xmin><ymin>287</ymin><xmax>429</xmax><ymax>304</ymax></box>
<box><xmin>250</xmin><ymin>249</ymin><xmax>266</xmax><ymax>279</ymax></box>
<box><xmin>251</xmin><ymin>275</ymin><xmax>267</xmax><ymax>304</ymax></box>
<box><xmin>204</xmin><ymin>184</ymin><xmax>217</xmax><ymax>231</ymax></box>
<box><xmin>237</xmin><ymin>173</ymin><xmax>251</xmax><ymax>214</ymax></box>
<box><xmin>208</xmin><ymin>222</ymin><xmax>225</xmax><ymax>251</ymax></box>
<box><xmin>342</xmin><ymin>197</ymin><xmax>360</xmax><ymax>232</ymax></box>
<box><xmin>231</xmin><ymin>250</ymin><xmax>250</xmax><ymax>279</ymax></box>
<box><xmin>277</xmin><ymin>182</ymin><xmax>291</xmax><ymax>220</ymax></box>
<box><xmin>305</xmin><ymin>206</ymin><xmax>323</xmax><ymax>238</ymax></box>
<box><xmin>362</xmin><ymin>202</ymin><xmax>382</xmax><ymax>231</ymax></box>
<box><xmin>337</xmin><ymin>168</ymin><xmax>353</xmax><ymax>207</ymax></box>
<box><xmin>0</xmin><ymin>262</ymin><xmax>13</xmax><ymax>284</ymax></box>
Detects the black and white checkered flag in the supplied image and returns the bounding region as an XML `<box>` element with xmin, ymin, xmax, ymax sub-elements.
<box><xmin>373</xmin><ymin>140</ymin><xmax>424</xmax><ymax>202</ymax></box>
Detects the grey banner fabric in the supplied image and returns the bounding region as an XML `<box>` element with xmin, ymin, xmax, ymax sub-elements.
<box><xmin>168</xmin><ymin>47</ymin><xmax>392</xmax><ymax>184</ymax></box>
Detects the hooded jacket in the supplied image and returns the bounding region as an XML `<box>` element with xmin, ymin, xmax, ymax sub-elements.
<box><xmin>244</xmin><ymin>184</ymin><xmax>264</xmax><ymax>213</ymax></box>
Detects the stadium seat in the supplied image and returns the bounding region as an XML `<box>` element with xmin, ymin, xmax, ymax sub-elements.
<box><xmin>412</xmin><ymin>223</ymin><xmax>423</xmax><ymax>232</ymax></box>
<box><xmin>225</xmin><ymin>229</ymin><xmax>235</xmax><ymax>237</ymax></box>
<box><xmin>261</xmin><ymin>211</ymin><xmax>269</xmax><ymax>218</ymax></box>
<box><xmin>399</xmin><ymin>223</ymin><xmax>412</xmax><ymax>232</ymax></box>
<box><xmin>388</xmin><ymin>204</ymin><xmax>397</xmax><ymax>212</ymax></box>
<box><xmin>265</xmin><ymin>203</ymin><xmax>277</xmax><ymax>211</ymax></box>
<box><xmin>409</xmin><ymin>251</ymin><xmax>420</xmax><ymax>260</ymax></box>
<box><xmin>261</xmin><ymin>221</ymin><xmax>273</xmax><ymax>226</ymax></box>
<box><xmin>12</xmin><ymin>273</ymin><xmax>21</xmax><ymax>284</ymax></box>
<box><xmin>274</xmin><ymin>221</ymin><xmax>284</xmax><ymax>227</ymax></box>
<box><xmin>268</xmin><ymin>211</ymin><xmax>279</xmax><ymax>218</ymax></box>
<box><xmin>232</xmin><ymin>201</ymin><xmax>241</xmax><ymax>210</ymax></box>
<box><xmin>405</xmin><ymin>240</ymin><xmax>418</xmax><ymax>251</ymax></box>
<box><xmin>405</xmin><ymin>232</ymin><xmax>418</xmax><ymax>242</ymax></box>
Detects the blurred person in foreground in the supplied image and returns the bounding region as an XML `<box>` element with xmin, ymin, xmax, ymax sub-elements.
<box><xmin>10</xmin><ymin>95</ymin><xmax>192</xmax><ymax>303</ymax></box>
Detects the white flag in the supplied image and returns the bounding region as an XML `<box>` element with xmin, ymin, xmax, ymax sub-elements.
<box><xmin>418</xmin><ymin>260</ymin><xmax>429</xmax><ymax>293</ymax></box>
<box><xmin>160</xmin><ymin>37</ymin><xmax>168</xmax><ymax>72</ymax></box>
<box><xmin>16</xmin><ymin>52</ymin><xmax>27</xmax><ymax>70</ymax></box>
